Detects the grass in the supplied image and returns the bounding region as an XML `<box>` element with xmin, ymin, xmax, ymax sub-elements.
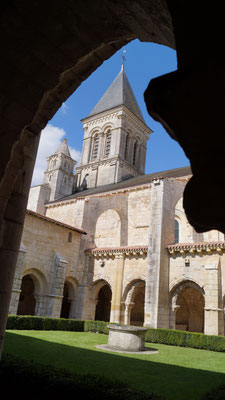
<box><xmin>3</xmin><ymin>330</ymin><xmax>225</xmax><ymax>400</ymax></box>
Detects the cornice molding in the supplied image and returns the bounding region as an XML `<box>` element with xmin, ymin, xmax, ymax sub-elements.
<box><xmin>85</xmin><ymin>245</ymin><xmax>148</xmax><ymax>258</ymax></box>
<box><xmin>167</xmin><ymin>241</ymin><xmax>225</xmax><ymax>255</ymax></box>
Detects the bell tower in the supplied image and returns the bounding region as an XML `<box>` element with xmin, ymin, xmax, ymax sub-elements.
<box><xmin>75</xmin><ymin>64</ymin><xmax>152</xmax><ymax>189</ymax></box>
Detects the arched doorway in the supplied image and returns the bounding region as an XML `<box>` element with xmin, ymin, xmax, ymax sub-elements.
<box><xmin>130</xmin><ymin>284</ymin><xmax>145</xmax><ymax>326</ymax></box>
<box><xmin>122</xmin><ymin>280</ymin><xmax>145</xmax><ymax>326</ymax></box>
<box><xmin>17</xmin><ymin>275</ymin><xmax>36</xmax><ymax>315</ymax></box>
<box><xmin>171</xmin><ymin>281</ymin><xmax>205</xmax><ymax>333</ymax></box>
<box><xmin>60</xmin><ymin>282</ymin><xmax>71</xmax><ymax>319</ymax></box>
<box><xmin>95</xmin><ymin>284</ymin><xmax>112</xmax><ymax>322</ymax></box>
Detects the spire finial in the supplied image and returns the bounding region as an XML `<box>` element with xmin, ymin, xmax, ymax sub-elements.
<box><xmin>121</xmin><ymin>49</ymin><xmax>126</xmax><ymax>70</ymax></box>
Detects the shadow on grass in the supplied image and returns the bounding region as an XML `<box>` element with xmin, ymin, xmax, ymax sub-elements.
<box><xmin>3</xmin><ymin>331</ymin><xmax>225</xmax><ymax>400</ymax></box>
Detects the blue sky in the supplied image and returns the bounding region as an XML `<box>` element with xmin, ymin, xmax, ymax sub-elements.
<box><xmin>32</xmin><ymin>39</ymin><xmax>189</xmax><ymax>186</ymax></box>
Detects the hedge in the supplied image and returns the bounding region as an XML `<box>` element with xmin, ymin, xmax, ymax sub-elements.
<box><xmin>0</xmin><ymin>353</ymin><xmax>164</xmax><ymax>400</ymax></box>
<box><xmin>6</xmin><ymin>315</ymin><xmax>86</xmax><ymax>332</ymax></box>
<box><xmin>145</xmin><ymin>328</ymin><xmax>225</xmax><ymax>352</ymax></box>
<box><xmin>6</xmin><ymin>315</ymin><xmax>110</xmax><ymax>334</ymax></box>
<box><xmin>6</xmin><ymin>315</ymin><xmax>225</xmax><ymax>352</ymax></box>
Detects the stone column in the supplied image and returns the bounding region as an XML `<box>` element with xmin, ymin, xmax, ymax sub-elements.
<box><xmin>8</xmin><ymin>243</ymin><xmax>27</xmax><ymax>315</ymax></box>
<box><xmin>98</xmin><ymin>132</ymin><xmax>105</xmax><ymax>159</ymax></box>
<box><xmin>67</xmin><ymin>296</ymin><xmax>76</xmax><ymax>319</ymax></box>
<box><xmin>46</xmin><ymin>294</ymin><xmax>64</xmax><ymax>318</ymax></box>
<box><xmin>204</xmin><ymin>258</ymin><xmax>224</xmax><ymax>336</ymax></box>
<box><xmin>110</xmin><ymin>254</ymin><xmax>125</xmax><ymax>323</ymax></box>
<box><xmin>34</xmin><ymin>294</ymin><xmax>47</xmax><ymax>316</ymax></box>
<box><xmin>169</xmin><ymin>305</ymin><xmax>180</xmax><ymax>329</ymax></box>
<box><xmin>124</xmin><ymin>302</ymin><xmax>135</xmax><ymax>325</ymax></box>
<box><xmin>71</xmin><ymin>284</ymin><xmax>90</xmax><ymax>320</ymax></box>
<box><xmin>74</xmin><ymin>254</ymin><xmax>96</xmax><ymax>320</ymax></box>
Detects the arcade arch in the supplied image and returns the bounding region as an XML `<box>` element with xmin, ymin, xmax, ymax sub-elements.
<box><xmin>122</xmin><ymin>279</ymin><xmax>145</xmax><ymax>326</ymax></box>
<box><xmin>170</xmin><ymin>280</ymin><xmax>205</xmax><ymax>333</ymax></box>
<box><xmin>17</xmin><ymin>275</ymin><xmax>36</xmax><ymax>316</ymax></box>
<box><xmin>93</xmin><ymin>280</ymin><xmax>112</xmax><ymax>322</ymax></box>
<box><xmin>95</xmin><ymin>209</ymin><xmax>121</xmax><ymax>248</ymax></box>
<box><xmin>17</xmin><ymin>269</ymin><xmax>48</xmax><ymax>316</ymax></box>
<box><xmin>60</xmin><ymin>278</ymin><xmax>78</xmax><ymax>319</ymax></box>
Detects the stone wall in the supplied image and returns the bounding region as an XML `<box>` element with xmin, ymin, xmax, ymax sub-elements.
<box><xmin>9</xmin><ymin>211</ymin><xmax>83</xmax><ymax>318</ymax></box>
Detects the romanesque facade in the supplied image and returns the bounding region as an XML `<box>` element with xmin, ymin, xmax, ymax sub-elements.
<box><xmin>10</xmin><ymin>66</ymin><xmax>225</xmax><ymax>337</ymax></box>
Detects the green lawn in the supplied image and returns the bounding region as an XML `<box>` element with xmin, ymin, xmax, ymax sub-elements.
<box><xmin>3</xmin><ymin>330</ymin><xmax>225</xmax><ymax>400</ymax></box>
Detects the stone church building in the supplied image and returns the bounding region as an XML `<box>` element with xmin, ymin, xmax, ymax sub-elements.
<box><xmin>9</xmin><ymin>65</ymin><xmax>225</xmax><ymax>337</ymax></box>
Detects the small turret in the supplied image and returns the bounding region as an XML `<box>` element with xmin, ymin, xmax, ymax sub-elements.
<box><xmin>43</xmin><ymin>139</ymin><xmax>77</xmax><ymax>201</ymax></box>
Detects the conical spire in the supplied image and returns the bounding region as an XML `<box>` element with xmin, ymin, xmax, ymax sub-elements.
<box><xmin>55</xmin><ymin>138</ymin><xmax>71</xmax><ymax>157</ymax></box>
<box><xmin>89</xmin><ymin>67</ymin><xmax>145</xmax><ymax>122</ymax></box>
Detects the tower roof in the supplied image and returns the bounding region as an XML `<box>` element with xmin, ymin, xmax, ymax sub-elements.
<box><xmin>55</xmin><ymin>138</ymin><xmax>71</xmax><ymax>157</ymax></box>
<box><xmin>89</xmin><ymin>66</ymin><xmax>145</xmax><ymax>122</ymax></box>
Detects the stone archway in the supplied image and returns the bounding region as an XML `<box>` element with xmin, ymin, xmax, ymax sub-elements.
<box><xmin>170</xmin><ymin>280</ymin><xmax>205</xmax><ymax>333</ymax></box>
<box><xmin>95</xmin><ymin>284</ymin><xmax>112</xmax><ymax>322</ymax></box>
<box><xmin>60</xmin><ymin>282</ymin><xmax>71</xmax><ymax>319</ymax></box>
<box><xmin>130</xmin><ymin>284</ymin><xmax>145</xmax><ymax>326</ymax></box>
<box><xmin>122</xmin><ymin>280</ymin><xmax>145</xmax><ymax>326</ymax></box>
<box><xmin>17</xmin><ymin>275</ymin><xmax>36</xmax><ymax>316</ymax></box>
<box><xmin>60</xmin><ymin>279</ymin><xmax>77</xmax><ymax>319</ymax></box>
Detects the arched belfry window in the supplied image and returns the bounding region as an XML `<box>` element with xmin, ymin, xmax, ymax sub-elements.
<box><xmin>91</xmin><ymin>134</ymin><xmax>99</xmax><ymax>161</ymax></box>
<box><xmin>174</xmin><ymin>219</ymin><xmax>179</xmax><ymax>244</ymax></box>
<box><xmin>104</xmin><ymin>130</ymin><xmax>111</xmax><ymax>157</ymax></box>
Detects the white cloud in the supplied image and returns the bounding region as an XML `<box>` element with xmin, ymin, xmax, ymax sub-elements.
<box><xmin>69</xmin><ymin>147</ymin><xmax>81</xmax><ymax>165</ymax></box>
<box><xmin>31</xmin><ymin>124</ymin><xmax>81</xmax><ymax>186</ymax></box>
<box><xmin>61</xmin><ymin>102</ymin><xmax>68</xmax><ymax>115</ymax></box>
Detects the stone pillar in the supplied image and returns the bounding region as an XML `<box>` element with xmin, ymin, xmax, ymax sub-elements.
<box><xmin>124</xmin><ymin>302</ymin><xmax>135</xmax><ymax>325</ymax></box>
<box><xmin>98</xmin><ymin>132</ymin><xmax>105</xmax><ymax>160</ymax></box>
<box><xmin>34</xmin><ymin>294</ymin><xmax>47</xmax><ymax>316</ymax></box>
<box><xmin>47</xmin><ymin>294</ymin><xmax>64</xmax><ymax>318</ymax></box>
<box><xmin>169</xmin><ymin>304</ymin><xmax>180</xmax><ymax>329</ymax></box>
<box><xmin>145</xmin><ymin>178</ymin><xmax>185</xmax><ymax>329</ymax></box>
<box><xmin>8</xmin><ymin>243</ymin><xmax>27</xmax><ymax>315</ymax></box>
<box><xmin>144</xmin><ymin>179</ymin><xmax>164</xmax><ymax>328</ymax></box>
<box><xmin>204</xmin><ymin>258</ymin><xmax>224</xmax><ymax>336</ymax></box>
<box><xmin>68</xmin><ymin>296</ymin><xmax>76</xmax><ymax>319</ymax></box>
<box><xmin>0</xmin><ymin>128</ymin><xmax>41</xmax><ymax>358</ymax></box>
<box><xmin>110</xmin><ymin>254</ymin><xmax>125</xmax><ymax>323</ymax></box>
<box><xmin>46</xmin><ymin>253</ymin><xmax>68</xmax><ymax>318</ymax></box>
<box><xmin>74</xmin><ymin>254</ymin><xmax>96</xmax><ymax>320</ymax></box>
<box><xmin>70</xmin><ymin>284</ymin><xmax>89</xmax><ymax>320</ymax></box>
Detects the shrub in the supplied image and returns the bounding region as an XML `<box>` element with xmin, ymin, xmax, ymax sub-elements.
<box><xmin>0</xmin><ymin>353</ymin><xmax>165</xmax><ymax>400</ymax></box>
<box><xmin>84</xmin><ymin>320</ymin><xmax>109</xmax><ymax>334</ymax></box>
<box><xmin>145</xmin><ymin>328</ymin><xmax>225</xmax><ymax>352</ymax></box>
